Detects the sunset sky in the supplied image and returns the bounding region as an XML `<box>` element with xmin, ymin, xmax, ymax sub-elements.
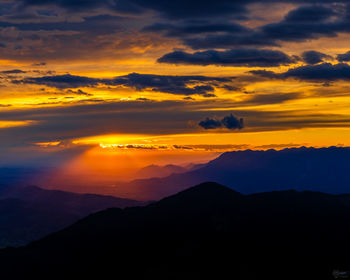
<box><xmin>2</xmin><ymin>0</ymin><xmax>350</xmax><ymax>179</ymax></box>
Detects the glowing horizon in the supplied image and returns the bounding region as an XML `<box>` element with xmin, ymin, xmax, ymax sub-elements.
<box><xmin>2</xmin><ymin>1</ymin><xmax>350</xmax><ymax>184</ymax></box>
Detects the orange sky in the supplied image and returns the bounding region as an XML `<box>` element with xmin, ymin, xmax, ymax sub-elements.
<box><xmin>1</xmin><ymin>1</ymin><xmax>350</xmax><ymax>179</ymax></box>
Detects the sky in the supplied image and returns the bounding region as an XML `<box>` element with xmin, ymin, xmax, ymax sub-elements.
<box><xmin>2</xmin><ymin>0</ymin><xmax>350</xmax><ymax>182</ymax></box>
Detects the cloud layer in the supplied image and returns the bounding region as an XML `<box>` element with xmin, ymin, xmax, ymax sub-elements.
<box><xmin>158</xmin><ymin>49</ymin><xmax>295</xmax><ymax>67</ymax></box>
<box><xmin>2</xmin><ymin>0</ymin><xmax>350</xmax><ymax>166</ymax></box>
<box><xmin>251</xmin><ymin>63</ymin><xmax>350</xmax><ymax>82</ymax></box>
<box><xmin>17</xmin><ymin>73</ymin><xmax>234</xmax><ymax>97</ymax></box>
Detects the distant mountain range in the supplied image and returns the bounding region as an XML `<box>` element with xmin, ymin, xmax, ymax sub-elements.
<box><xmin>0</xmin><ymin>167</ymin><xmax>44</xmax><ymax>188</ymax></box>
<box><xmin>0</xmin><ymin>186</ymin><xmax>143</xmax><ymax>248</ymax></box>
<box><xmin>1</xmin><ymin>182</ymin><xmax>350</xmax><ymax>279</ymax></box>
<box><xmin>132</xmin><ymin>164</ymin><xmax>189</xmax><ymax>179</ymax></box>
<box><xmin>98</xmin><ymin>146</ymin><xmax>350</xmax><ymax>200</ymax></box>
<box><xmin>4</xmin><ymin>147</ymin><xmax>350</xmax><ymax>202</ymax></box>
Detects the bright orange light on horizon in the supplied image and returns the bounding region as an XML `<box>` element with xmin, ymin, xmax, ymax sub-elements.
<box><xmin>0</xmin><ymin>120</ymin><xmax>36</xmax><ymax>128</ymax></box>
<box><xmin>71</xmin><ymin>128</ymin><xmax>350</xmax><ymax>153</ymax></box>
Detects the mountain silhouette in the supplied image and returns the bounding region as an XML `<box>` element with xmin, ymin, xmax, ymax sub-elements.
<box><xmin>1</xmin><ymin>182</ymin><xmax>350</xmax><ymax>280</ymax></box>
<box><xmin>133</xmin><ymin>164</ymin><xmax>188</xmax><ymax>179</ymax></box>
<box><xmin>106</xmin><ymin>147</ymin><xmax>350</xmax><ymax>200</ymax></box>
<box><xmin>0</xmin><ymin>185</ymin><xmax>143</xmax><ymax>247</ymax></box>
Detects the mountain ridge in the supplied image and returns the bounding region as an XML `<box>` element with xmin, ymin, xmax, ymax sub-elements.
<box><xmin>1</xmin><ymin>182</ymin><xmax>350</xmax><ymax>279</ymax></box>
<box><xmin>0</xmin><ymin>185</ymin><xmax>144</xmax><ymax>248</ymax></box>
<box><xmin>105</xmin><ymin>146</ymin><xmax>350</xmax><ymax>200</ymax></box>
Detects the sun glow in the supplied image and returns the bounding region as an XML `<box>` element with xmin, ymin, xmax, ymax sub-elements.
<box><xmin>35</xmin><ymin>141</ymin><xmax>61</xmax><ymax>147</ymax></box>
<box><xmin>0</xmin><ymin>120</ymin><xmax>36</xmax><ymax>128</ymax></box>
<box><xmin>73</xmin><ymin>134</ymin><xmax>153</xmax><ymax>146</ymax></box>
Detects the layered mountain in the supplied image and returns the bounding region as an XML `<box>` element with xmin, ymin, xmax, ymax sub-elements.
<box><xmin>105</xmin><ymin>146</ymin><xmax>350</xmax><ymax>200</ymax></box>
<box><xmin>0</xmin><ymin>185</ymin><xmax>143</xmax><ymax>247</ymax></box>
<box><xmin>1</xmin><ymin>182</ymin><xmax>350</xmax><ymax>279</ymax></box>
<box><xmin>133</xmin><ymin>164</ymin><xmax>188</xmax><ymax>179</ymax></box>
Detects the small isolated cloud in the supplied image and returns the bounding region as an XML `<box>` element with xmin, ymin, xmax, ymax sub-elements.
<box><xmin>158</xmin><ymin>48</ymin><xmax>295</xmax><ymax>67</ymax></box>
<box><xmin>222</xmin><ymin>114</ymin><xmax>244</xmax><ymax>129</ymax></box>
<box><xmin>301</xmin><ymin>51</ymin><xmax>331</xmax><ymax>65</ymax></box>
<box><xmin>66</xmin><ymin>89</ymin><xmax>92</xmax><ymax>96</ymax></box>
<box><xmin>337</xmin><ymin>51</ymin><xmax>350</xmax><ymax>62</ymax></box>
<box><xmin>198</xmin><ymin>117</ymin><xmax>223</xmax><ymax>129</ymax></box>
<box><xmin>32</xmin><ymin>62</ymin><xmax>47</xmax><ymax>66</ymax></box>
<box><xmin>173</xmin><ymin>145</ymin><xmax>194</xmax><ymax>150</ymax></box>
<box><xmin>199</xmin><ymin>113</ymin><xmax>244</xmax><ymax>130</ymax></box>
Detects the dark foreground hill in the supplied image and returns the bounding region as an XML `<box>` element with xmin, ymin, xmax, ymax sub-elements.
<box><xmin>0</xmin><ymin>186</ymin><xmax>143</xmax><ymax>247</ymax></box>
<box><xmin>107</xmin><ymin>146</ymin><xmax>350</xmax><ymax>200</ymax></box>
<box><xmin>1</xmin><ymin>182</ymin><xmax>350</xmax><ymax>280</ymax></box>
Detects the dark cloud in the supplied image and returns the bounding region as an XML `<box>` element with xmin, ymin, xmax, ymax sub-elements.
<box><xmin>16</xmin><ymin>0</ymin><xmax>342</xmax><ymax>19</ymax></box>
<box><xmin>132</xmin><ymin>0</ymin><xmax>247</xmax><ymax>19</ymax></box>
<box><xmin>17</xmin><ymin>74</ymin><xmax>101</xmax><ymax>88</ymax></box>
<box><xmin>138</xmin><ymin>3</ymin><xmax>350</xmax><ymax>51</ymax></box>
<box><xmin>199</xmin><ymin>113</ymin><xmax>244</xmax><ymax>130</ymax></box>
<box><xmin>0</xmin><ymin>2</ymin><xmax>347</xmax><ymax>62</ymax></box>
<box><xmin>198</xmin><ymin>117</ymin><xmax>222</xmax><ymax>129</ymax></box>
<box><xmin>284</xmin><ymin>4</ymin><xmax>335</xmax><ymax>22</ymax></box>
<box><xmin>16</xmin><ymin>72</ymin><xmax>234</xmax><ymax>97</ymax></box>
<box><xmin>259</xmin><ymin>5</ymin><xmax>339</xmax><ymax>43</ymax></box>
<box><xmin>144</xmin><ymin>4</ymin><xmax>350</xmax><ymax>50</ymax></box>
<box><xmin>337</xmin><ymin>51</ymin><xmax>350</xmax><ymax>62</ymax></box>
<box><xmin>283</xmin><ymin>63</ymin><xmax>350</xmax><ymax>81</ymax></box>
<box><xmin>15</xmin><ymin>0</ymin><xmax>247</xmax><ymax>18</ymax></box>
<box><xmin>158</xmin><ymin>48</ymin><xmax>295</xmax><ymax>67</ymax></box>
<box><xmin>222</xmin><ymin>114</ymin><xmax>244</xmax><ymax>129</ymax></box>
<box><xmin>109</xmin><ymin>73</ymin><xmax>226</xmax><ymax>96</ymax></box>
<box><xmin>65</xmin><ymin>89</ymin><xmax>92</xmax><ymax>96</ymax></box>
<box><xmin>173</xmin><ymin>145</ymin><xmax>194</xmax><ymax>150</ymax></box>
<box><xmin>1</xmin><ymin>69</ymin><xmax>27</xmax><ymax>74</ymax></box>
<box><xmin>251</xmin><ymin>63</ymin><xmax>350</xmax><ymax>82</ymax></box>
<box><xmin>301</xmin><ymin>50</ymin><xmax>331</xmax><ymax>65</ymax></box>
<box><xmin>181</xmin><ymin>5</ymin><xmax>338</xmax><ymax>49</ymax></box>
<box><xmin>31</xmin><ymin>62</ymin><xmax>47</xmax><ymax>66</ymax></box>
<box><xmin>105</xmin><ymin>73</ymin><xmax>230</xmax><ymax>97</ymax></box>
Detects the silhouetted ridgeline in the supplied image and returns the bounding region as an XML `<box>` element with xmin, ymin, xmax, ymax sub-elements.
<box><xmin>133</xmin><ymin>164</ymin><xmax>188</xmax><ymax>179</ymax></box>
<box><xmin>1</xmin><ymin>182</ymin><xmax>350</xmax><ymax>279</ymax></box>
<box><xmin>0</xmin><ymin>186</ymin><xmax>143</xmax><ymax>248</ymax></box>
<box><xmin>3</xmin><ymin>147</ymin><xmax>350</xmax><ymax>202</ymax></box>
<box><xmin>111</xmin><ymin>146</ymin><xmax>350</xmax><ymax>200</ymax></box>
